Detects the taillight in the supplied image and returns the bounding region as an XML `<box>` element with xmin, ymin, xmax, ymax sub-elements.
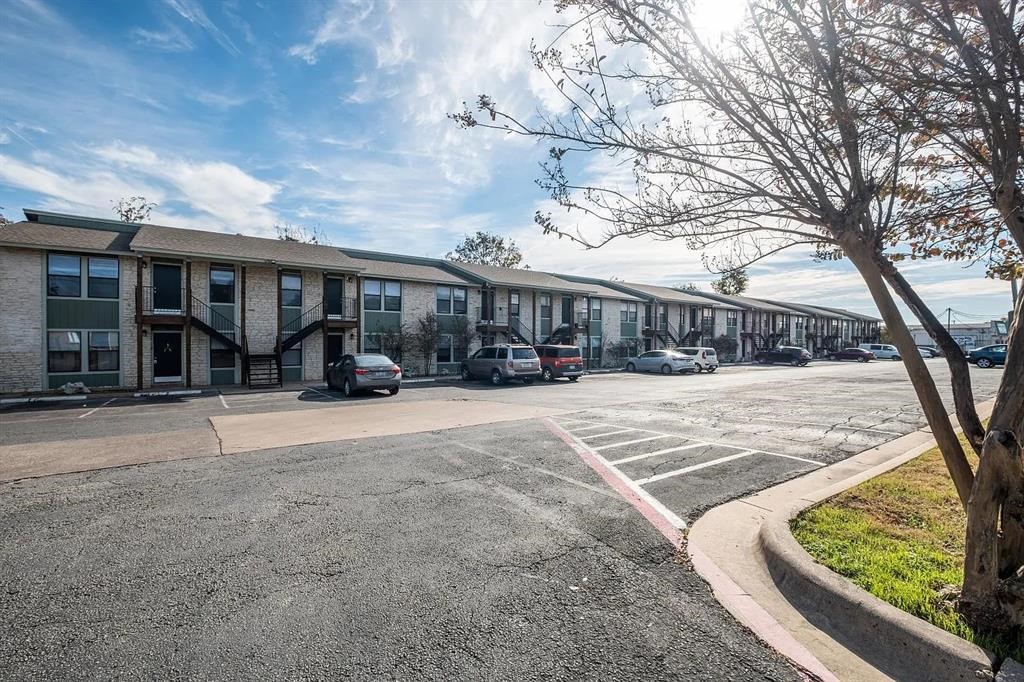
<box><xmin>392</xmin><ymin>365</ymin><xmax>401</xmax><ymax>374</ymax></box>
<box><xmin>507</xmin><ymin>361</ymin><xmax>513</xmax><ymax>368</ymax></box>
<box><xmin>354</xmin><ymin>368</ymin><xmax>370</xmax><ymax>375</ymax></box>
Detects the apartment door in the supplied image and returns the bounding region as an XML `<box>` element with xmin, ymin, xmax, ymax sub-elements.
<box><xmin>481</xmin><ymin>290</ymin><xmax>495</xmax><ymax>322</ymax></box>
<box><xmin>153</xmin><ymin>331</ymin><xmax>182</xmax><ymax>383</ymax></box>
<box><xmin>325</xmin><ymin>277</ymin><xmax>345</xmax><ymax>318</ymax></box>
<box><xmin>326</xmin><ymin>334</ymin><xmax>345</xmax><ymax>374</ymax></box>
<box><xmin>152</xmin><ymin>263</ymin><xmax>182</xmax><ymax>312</ymax></box>
<box><xmin>561</xmin><ymin>295</ymin><xmax>573</xmax><ymax>325</ymax></box>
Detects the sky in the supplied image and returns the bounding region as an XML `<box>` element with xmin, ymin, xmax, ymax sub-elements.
<box><xmin>0</xmin><ymin>0</ymin><xmax>1014</xmax><ymax>323</ymax></box>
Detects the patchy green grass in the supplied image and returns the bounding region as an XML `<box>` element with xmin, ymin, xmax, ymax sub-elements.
<box><xmin>792</xmin><ymin>435</ymin><xmax>1023</xmax><ymax>659</ymax></box>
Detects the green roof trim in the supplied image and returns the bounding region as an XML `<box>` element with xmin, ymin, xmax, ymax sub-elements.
<box><xmin>24</xmin><ymin>209</ymin><xmax>140</xmax><ymax>234</ymax></box>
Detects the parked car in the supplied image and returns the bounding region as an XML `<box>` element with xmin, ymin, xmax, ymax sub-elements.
<box><xmin>829</xmin><ymin>347</ymin><xmax>875</xmax><ymax>362</ymax></box>
<box><xmin>859</xmin><ymin>343</ymin><xmax>902</xmax><ymax>361</ymax></box>
<box><xmin>967</xmin><ymin>344</ymin><xmax>1007</xmax><ymax>368</ymax></box>
<box><xmin>673</xmin><ymin>346</ymin><xmax>719</xmax><ymax>372</ymax></box>
<box><xmin>754</xmin><ymin>346</ymin><xmax>812</xmax><ymax>366</ymax></box>
<box><xmin>534</xmin><ymin>344</ymin><xmax>584</xmax><ymax>382</ymax></box>
<box><xmin>326</xmin><ymin>353</ymin><xmax>402</xmax><ymax>397</ymax></box>
<box><xmin>917</xmin><ymin>345</ymin><xmax>941</xmax><ymax>358</ymax></box>
<box><xmin>461</xmin><ymin>344</ymin><xmax>542</xmax><ymax>385</ymax></box>
<box><xmin>624</xmin><ymin>350</ymin><xmax>696</xmax><ymax>374</ymax></box>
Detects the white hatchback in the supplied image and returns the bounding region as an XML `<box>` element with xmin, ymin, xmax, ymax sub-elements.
<box><xmin>673</xmin><ymin>347</ymin><xmax>719</xmax><ymax>373</ymax></box>
<box><xmin>859</xmin><ymin>343</ymin><xmax>902</xmax><ymax>360</ymax></box>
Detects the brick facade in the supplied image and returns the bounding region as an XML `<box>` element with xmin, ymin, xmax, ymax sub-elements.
<box><xmin>0</xmin><ymin>247</ymin><xmax>43</xmax><ymax>392</ymax></box>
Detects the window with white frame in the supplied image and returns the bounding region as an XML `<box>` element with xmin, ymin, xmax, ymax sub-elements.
<box><xmin>365</xmin><ymin>280</ymin><xmax>401</xmax><ymax>311</ymax></box>
<box><xmin>590</xmin><ymin>298</ymin><xmax>602</xmax><ymax>321</ymax></box>
<box><xmin>436</xmin><ymin>286</ymin><xmax>467</xmax><ymax>315</ymax></box>
<box><xmin>620</xmin><ymin>301</ymin><xmax>638</xmax><ymax>322</ymax></box>
<box><xmin>88</xmin><ymin>332</ymin><xmax>119</xmax><ymax>371</ymax></box>
<box><xmin>48</xmin><ymin>331</ymin><xmax>81</xmax><ymax>372</ymax></box>
<box><xmin>87</xmin><ymin>257</ymin><xmax>119</xmax><ymax>299</ymax></box>
<box><xmin>47</xmin><ymin>254</ymin><xmax>81</xmax><ymax>297</ymax></box>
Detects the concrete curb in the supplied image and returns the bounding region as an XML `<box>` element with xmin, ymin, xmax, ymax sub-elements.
<box><xmin>689</xmin><ymin>399</ymin><xmax>998</xmax><ymax>681</ymax></box>
<box><xmin>759</xmin><ymin>513</ymin><xmax>995</xmax><ymax>681</ymax></box>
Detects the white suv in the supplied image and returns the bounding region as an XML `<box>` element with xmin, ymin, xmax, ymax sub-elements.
<box><xmin>859</xmin><ymin>343</ymin><xmax>902</xmax><ymax>361</ymax></box>
<box><xmin>674</xmin><ymin>347</ymin><xmax>719</xmax><ymax>373</ymax></box>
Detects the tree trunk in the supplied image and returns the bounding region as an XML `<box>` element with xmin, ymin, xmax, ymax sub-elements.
<box><xmin>841</xmin><ymin>235</ymin><xmax>975</xmax><ymax>507</ymax></box>
<box><xmin>878</xmin><ymin>260</ymin><xmax>986</xmax><ymax>454</ymax></box>
<box><xmin>962</xmin><ymin>292</ymin><xmax>1024</xmax><ymax>632</ymax></box>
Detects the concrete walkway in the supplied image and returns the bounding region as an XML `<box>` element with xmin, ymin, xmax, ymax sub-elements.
<box><xmin>689</xmin><ymin>400</ymin><xmax>995</xmax><ymax>681</ymax></box>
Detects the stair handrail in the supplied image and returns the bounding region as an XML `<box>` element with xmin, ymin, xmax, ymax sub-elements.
<box><xmin>283</xmin><ymin>301</ymin><xmax>323</xmax><ymax>335</ymax></box>
<box><xmin>510</xmin><ymin>315</ymin><xmax>533</xmax><ymax>343</ymax></box>
<box><xmin>190</xmin><ymin>294</ymin><xmax>242</xmax><ymax>338</ymax></box>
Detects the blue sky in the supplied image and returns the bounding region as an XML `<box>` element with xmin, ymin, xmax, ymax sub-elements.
<box><xmin>0</xmin><ymin>0</ymin><xmax>1015</xmax><ymax>322</ymax></box>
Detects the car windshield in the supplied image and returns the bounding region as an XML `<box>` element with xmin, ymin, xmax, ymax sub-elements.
<box><xmin>355</xmin><ymin>355</ymin><xmax>393</xmax><ymax>367</ymax></box>
<box><xmin>557</xmin><ymin>348</ymin><xmax>580</xmax><ymax>358</ymax></box>
<box><xmin>676</xmin><ymin>348</ymin><xmax>698</xmax><ymax>355</ymax></box>
<box><xmin>512</xmin><ymin>348</ymin><xmax>537</xmax><ymax>360</ymax></box>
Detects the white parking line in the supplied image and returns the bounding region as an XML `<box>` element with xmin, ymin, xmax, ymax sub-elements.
<box><xmin>218</xmin><ymin>393</ymin><xmax>230</xmax><ymax>409</ymax></box>
<box><xmin>634</xmin><ymin>451</ymin><xmax>756</xmax><ymax>486</ymax></box>
<box><xmin>78</xmin><ymin>398</ymin><xmax>116</xmax><ymax>419</ymax></box>
<box><xmin>566</xmin><ymin>424</ymin><xmax>613</xmax><ymax>433</ymax></box>
<box><xmin>305</xmin><ymin>386</ymin><xmax>341</xmax><ymax>401</ymax></box>
<box><xmin>579</xmin><ymin>428</ymin><xmax>636</xmax><ymax>440</ymax></box>
<box><xmin>761</xmin><ymin>451</ymin><xmax>826</xmax><ymax>466</ymax></box>
<box><xmin>593</xmin><ymin>434</ymin><xmax>672</xmax><ymax>451</ymax></box>
<box><xmin>608</xmin><ymin>442</ymin><xmax>708</xmax><ymax>465</ymax></box>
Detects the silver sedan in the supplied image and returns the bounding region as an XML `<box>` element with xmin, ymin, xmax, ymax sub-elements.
<box><xmin>327</xmin><ymin>353</ymin><xmax>402</xmax><ymax>397</ymax></box>
<box><xmin>624</xmin><ymin>350</ymin><xmax>696</xmax><ymax>374</ymax></box>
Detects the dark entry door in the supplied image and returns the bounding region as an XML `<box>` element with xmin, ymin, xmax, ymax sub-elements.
<box><xmin>561</xmin><ymin>296</ymin><xmax>573</xmax><ymax>324</ymax></box>
<box><xmin>325</xmin><ymin>278</ymin><xmax>344</xmax><ymax>317</ymax></box>
<box><xmin>153</xmin><ymin>332</ymin><xmax>182</xmax><ymax>380</ymax></box>
<box><xmin>152</xmin><ymin>264</ymin><xmax>182</xmax><ymax>311</ymax></box>
<box><xmin>327</xmin><ymin>334</ymin><xmax>345</xmax><ymax>366</ymax></box>
<box><xmin>481</xmin><ymin>290</ymin><xmax>494</xmax><ymax>321</ymax></box>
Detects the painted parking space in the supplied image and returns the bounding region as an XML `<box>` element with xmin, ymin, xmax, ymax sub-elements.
<box><xmin>547</xmin><ymin>416</ymin><xmax>826</xmax><ymax>523</ymax></box>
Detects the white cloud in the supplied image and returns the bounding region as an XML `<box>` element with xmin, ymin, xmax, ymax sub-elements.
<box><xmin>0</xmin><ymin>131</ymin><xmax>9</xmax><ymax>145</ymax></box>
<box><xmin>130</xmin><ymin>25</ymin><xmax>194</xmax><ymax>52</ymax></box>
<box><xmin>164</xmin><ymin>0</ymin><xmax>240</xmax><ymax>55</ymax></box>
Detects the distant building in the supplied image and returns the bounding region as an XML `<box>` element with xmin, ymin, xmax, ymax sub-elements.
<box><xmin>907</xmin><ymin>320</ymin><xmax>1009</xmax><ymax>350</ymax></box>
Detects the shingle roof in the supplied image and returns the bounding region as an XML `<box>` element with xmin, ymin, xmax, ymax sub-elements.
<box><xmin>691</xmin><ymin>291</ymin><xmax>797</xmax><ymax>314</ymax></box>
<box><xmin>757</xmin><ymin>299</ymin><xmax>859</xmax><ymax>320</ymax></box>
<box><xmin>804</xmin><ymin>304</ymin><xmax>881</xmax><ymax>322</ymax></box>
<box><xmin>443</xmin><ymin>261</ymin><xmax>595</xmax><ymax>293</ymax></box>
<box><xmin>130</xmin><ymin>225</ymin><xmax>362</xmax><ymax>272</ymax></box>
<box><xmin>615</xmin><ymin>281</ymin><xmax>739</xmax><ymax>307</ymax></box>
<box><xmin>343</xmin><ymin>255</ymin><xmax>472</xmax><ymax>285</ymax></box>
<box><xmin>0</xmin><ymin>221</ymin><xmax>135</xmax><ymax>253</ymax></box>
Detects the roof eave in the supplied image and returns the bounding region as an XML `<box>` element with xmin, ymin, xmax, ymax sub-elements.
<box><xmin>130</xmin><ymin>246</ymin><xmax>364</xmax><ymax>273</ymax></box>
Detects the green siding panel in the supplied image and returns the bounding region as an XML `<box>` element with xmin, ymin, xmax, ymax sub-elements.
<box><xmin>281</xmin><ymin>367</ymin><xmax>303</xmax><ymax>383</ymax></box>
<box><xmin>48</xmin><ymin>373</ymin><xmax>120</xmax><ymax>389</ymax></box>
<box><xmin>281</xmin><ymin>306</ymin><xmax>303</xmax><ymax>333</ymax></box>
<box><xmin>47</xmin><ymin>299</ymin><xmax>119</xmax><ymax>329</ymax></box>
<box><xmin>210</xmin><ymin>369</ymin><xmax>237</xmax><ymax>386</ymax></box>
<box><xmin>438</xmin><ymin>314</ymin><xmax>471</xmax><ymax>334</ymax></box>
<box><xmin>364</xmin><ymin>311</ymin><xmax>402</xmax><ymax>333</ymax></box>
<box><xmin>589</xmin><ymin>320</ymin><xmax>602</xmax><ymax>336</ymax></box>
<box><xmin>620</xmin><ymin>322</ymin><xmax>638</xmax><ymax>338</ymax></box>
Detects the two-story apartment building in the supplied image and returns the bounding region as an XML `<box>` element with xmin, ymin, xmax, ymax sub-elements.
<box><xmin>755</xmin><ymin>299</ymin><xmax>880</xmax><ymax>356</ymax></box>
<box><xmin>690</xmin><ymin>292</ymin><xmax>809</xmax><ymax>360</ymax></box>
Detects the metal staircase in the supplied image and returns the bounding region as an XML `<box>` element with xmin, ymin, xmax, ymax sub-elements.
<box><xmin>189</xmin><ymin>295</ymin><xmax>243</xmax><ymax>354</ymax></box>
<box><xmin>509</xmin><ymin>316</ymin><xmax>533</xmax><ymax>344</ymax></box>
<box><xmin>281</xmin><ymin>302</ymin><xmax>324</xmax><ymax>351</ymax></box>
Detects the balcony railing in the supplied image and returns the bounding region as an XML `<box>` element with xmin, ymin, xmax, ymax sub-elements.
<box><xmin>138</xmin><ymin>286</ymin><xmax>185</xmax><ymax>316</ymax></box>
<box><xmin>326</xmin><ymin>296</ymin><xmax>358</xmax><ymax>321</ymax></box>
<box><xmin>474</xmin><ymin>305</ymin><xmax>509</xmax><ymax>326</ymax></box>
<box><xmin>574</xmin><ymin>311</ymin><xmax>590</xmax><ymax>327</ymax></box>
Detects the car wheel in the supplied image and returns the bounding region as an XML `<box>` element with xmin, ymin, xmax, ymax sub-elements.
<box><xmin>568</xmin><ymin>376</ymin><xmax>579</xmax><ymax>382</ymax></box>
<box><xmin>757</xmin><ymin>357</ymin><xmax>768</xmax><ymax>365</ymax></box>
<box><xmin>892</xmin><ymin>355</ymin><xmax>902</xmax><ymax>361</ymax></box>
<box><xmin>490</xmin><ymin>369</ymin><xmax>504</xmax><ymax>386</ymax></box>
<box><xmin>542</xmin><ymin>367</ymin><xmax>554</xmax><ymax>382</ymax></box>
<box><xmin>791</xmin><ymin>359</ymin><xmax>800</xmax><ymax>367</ymax></box>
<box><xmin>461</xmin><ymin>366</ymin><xmax>472</xmax><ymax>381</ymax></box>
<box><xmin>625</xmin><ymin>362</ymin><xmax>636</xmax><ymax>372</ymax></box>
<box><xmin>388</xmin><ymin>386</ymin><xmax>399</xmax><ymax>396</ymax></box>
<box><xmin>522</xmin><ymin>377</ymin><xmax>535</xmax><ymax>385</ymax></box>
<box><xmin>977</xmin><ymin>358</ymin><xmax>993</xmax><ymax>368</ymax></box>
<box><xmin>706</xmin><ymin>367</ymin><xmax>717</xmax><ymax>373</ymax></box>
<box><xmin>661</xmin><ymin>364</ymin><xmax>672</xmax><ymax>374</ymax></box>
<box><xmin>343</xmin><ymin>378</ymin><xmax>354</xmax><ymax>398</ymax></box>
<box><xmin>695</xmin><ymin>365</ymin><xmax>703</xmax><ymax>373</ymax></box>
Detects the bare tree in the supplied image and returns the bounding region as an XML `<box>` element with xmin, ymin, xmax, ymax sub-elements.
<box><xmin>453</xmin><ymin>0</ymin><xmax>1023</xmax><ymax>631</ymax></box>
<box><xmin>409</xmin><ymin>311</ymin><xmax>442</xmax><ymax>376</ymax></box>
<box><xmin>450</xmin><ymin>314</ymin><xmax>478</xmax><ymax>361</ymax></box>
<box><xmin>113</xmin><ymin>196</ymin><xmax>156</xmax><ymax>223</ymax></box>
<box><xmin>447</xmin><ymin>230</ymin><xmax>528</xmax><ymax>268</ymax></box>
<box><xmin>275</xmin><ymin>222</ymin><xmax>331</xmax><ymax>245</ymax></box>
<box><xmin>378</xmin><ymin>326</ymin><xmax>408</xmax><ymax>366</ymax></box>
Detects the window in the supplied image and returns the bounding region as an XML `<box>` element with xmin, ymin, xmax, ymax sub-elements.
<box><xmin>437</xmin><ymin>286</ymin><xmax>452</xmax><ymax>314</ymax></box>
<box><xmin>540</xmin><ymin>294</ymin><xmax>551</xmax><ymax>320</ymax></box>
<box><xmin>87</xmin><ymin>332</ymin><xmax>119</xmax><ymax>371</ymax></box>
<box><xmin>281</xmin><ymin>341</ymin><xmax>302</xmax><ymax>367</ymax></box>
<box><xmin>364</xmin><ymin>334</ymin><xmax>382</xmax><ymax>354</ymax></box>
<box><xmin>437</xmin><ymin>334</ymin><xmax>453</xmax><ymax>364</ymax></box>
<box><xmin>48</xmin><ymin>331</ymin><xmax>81</xmax><ymax>372</ymax></box>
<box><xmin>210</xmin><ymin>266</ymin><xmax>235</xmax><ymax>304</ymax></box>
<box><xmin>364</xmin><ymin>281</ymin><xmax>382</xmax><ymax>311</ymax></box>
<box><xmin>477</xmin><ymin>347</ymin><xmax>496</xmax><ymax>359</ymax></box>
<box><xmin>510</xmin><ymin>291</ymin><xmax>520</xmax><ymax>317</ymax></box>
<box><xmin>727</xmin><ymin>310</ymin><xmax>738</xmax><ymax>327</ymax></box>
<box><xmin>384</xmin><ymin>281</ymin><xmax>401</xmax><ymax>311</ymax></box>
<box><xmin>620</xmin><ymin>301</ymin><xmax>637</xmax><ymax>323</ymax></box>
<box><xmin>435</xmin><ymin>286</ymin><xmax>466</xmax><ymax>315</ymax></box>
<box><xmin>210</xmin><ymin>335</ymin><xmax>236</xmax><ymax>369</ymax></box>
<box><xmin>496</xmin><ymin>347</ymin><xmax>508</xmax><ymax>360</ymax></box>
<box><xmin>47</xmin><ymin>254</ymin><xmax>81</xmax><ymax>297</ymax></box>
<box><xmin>512</xmin><ymin>348</ymin><xmax>538</xmax><ymax>360</ymax></box>
<box><xmin>590</xmin><ymin>298</ymin><xmax>602</xmax><ymax>321</ymax></box>
<box><xmin>87</xmin><ymin>257</ymin><xmax>119</xmax><ymax>299</ymax></box>
<box><xmin>281</xmin><ymin>273</ymin><xmax>302</xmax><ymax>307</ymax></box>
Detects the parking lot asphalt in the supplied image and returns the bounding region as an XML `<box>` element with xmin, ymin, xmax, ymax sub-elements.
<box><xmin>0</xmin><ymin>359</ymin><xmax>1005</xmax><ymax>679</ymax></box>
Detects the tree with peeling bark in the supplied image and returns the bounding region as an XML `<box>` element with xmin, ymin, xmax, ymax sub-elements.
<box><xmin>452</xmin><ymin>0</ymin><xmax>1023</xmax><ymax>635</ymax></box>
